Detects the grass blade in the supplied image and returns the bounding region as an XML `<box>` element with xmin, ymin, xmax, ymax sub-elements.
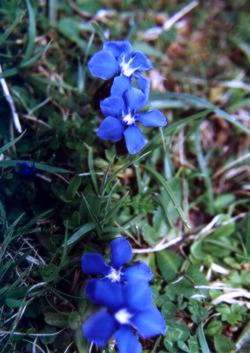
<box><xmin>151</xmin><ymin>92</ymin><xmax>250</xmax><ymax>134</ymax></box>
<box><xmin>65</xmin><ymin>223</ymin><xmax>95</xmax><ymax>246</ymax></box>
<box><xmin>195</xmin><ymin>127</ymin><xmax>214</xmax><ymax>213</ymax></box>
<box><xmin>22</xmin><ymin>0</ymin><xmax>36</xmax><ymax>63</ymax></box>
<box><xmin>0</xmin><ymin>160</ymin><xmax>70</xmax><ymax>174</ymax></box>
<box><xmin>197</xmin><ymin>324</ymin><xmax>211</xmax><ymax>353</ymax></box>
<box><xmin>0</xmin><ymin>131</ymin><xmax>25</xmax><ymax>154</ymax></box>
<box><xmin>144</xmin><ymin>164</ymin><xmax>191</xmax><ymax>229</ymax></box>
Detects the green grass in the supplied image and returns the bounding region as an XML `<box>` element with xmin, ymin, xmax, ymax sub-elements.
<box><xmin>0</xmin><ymin>0</ymin><xmax>250</xmax><ymax>352</ymax></box>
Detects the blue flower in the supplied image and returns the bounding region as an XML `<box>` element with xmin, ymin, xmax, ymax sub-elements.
<box><xmin>97</xmin><ymin>87</ymin><xmax>167</xmax><ymax>154</ymax></box>
<box><xmin>82</xmin><ymin>280</ymin><xmax>166</xmax><ymax>353</ymax></box>
<box><xmin>88</xmin><ymin>40</ymin><xmax>151</xmax><ymax>103</ymax></box>
<box><xmin>88</xmin><ymin>40</ymin><xmax>152</xmax><ymax>81</ymax></box>
<box><xmin>16</xmin><ymin>161</ymin><xmax>37</xmax><ymax>176</ymax></box>
<box><xmin>81</xmin><ymin>236</ymin><xmax>153</xmax><ymax>284</ymax></box>
<box><xmin>81</xmin><ymin>237</ymin><xmax>166</xmax><ymax>353</ymax></box>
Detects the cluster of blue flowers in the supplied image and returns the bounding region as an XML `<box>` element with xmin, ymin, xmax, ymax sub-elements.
<box><xmin>81</xmin><ymin>237</ymin><xmax>166</xmax><ymax>353</ymax></box>
<box><xmin>88</xmin><ymin>40</ymin><xmax>167</xmax><ymax>154</ymax></box>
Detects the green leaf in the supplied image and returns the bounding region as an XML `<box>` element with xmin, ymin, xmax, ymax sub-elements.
<box><xmin>44</xmin><ymin>312</ymin><xmax>67</xmax><ymax>328</ymax></box>
<box><xmin>0</xmin><ymin>131</ymin><xmax>25</xmax><ymax>154</ymax></box>
<box><xmin>244</xmin><ymin>213</ymin><xmax>250</xmax><ymax>256</ymax></box>
<box><xmin>164</xmin><ymin>321</ymin><xmax>190</xmax><ymax>343</ymax></box>
<box><xmin>134</xmin><ymin>42</ymin><xmax>164</xmax><ymax>58</ymax></box>
<box><xmin>65</xmin><ymin>176</ymin><xmax>81</xmax><ymax>200</ymax></box>
<box><xmin>214</xmin><ymin>194</ymin><xmax>236</xmax><ymax>212</ymax></box>
<box><xmin>197</xmin><ymin>324</ymin><xmax>211</xmax><ymax>353</ymax></box>
<box><xmin>158</xmin><ymin>177</ymin><xmax>182</xmax><ymax>225</ymax></box>
<box><xmin>0</xmin><ymin>160</ymin><xmax>70</xmax><ymax>174</ymax></box>
<box><xmin>188</xmin><ymin>300</ymin><xmax>208</xmax><ymax>324</ymax></box>
<box><xmin>5</xmin><ymin>298</ymin><xmax>24</xmax><ymax>309</ymax></box>
<box><xmin>144</xmin><ymin>165</ymin><xmax>190</xmax><ymax>228</ymax></box>
<box><xmin>187</xmin><ymin>336</ymin><xmax>201</xmax><ymax>353</ymax></box>
<box><xmin>75</xmin><ymin>327</ymin><xmax>90</xmax><ymax>353</ymax></box>
<box><xmin>66</xmin><ymin>223</ymin><xmax>95</xmax><ymax>246</ymax></box>
<box><xmin>214</xmin><ymin>335</ymin><xmax>235</xmax><ymax>353</ymax></box>
<box><xmin>57</xmin><ymin>18</ymin><xmax>88</xmax><ymax>49</ymax></box>
<box><xmin>186</xmin><ymin>264</ymin><xmax>208</xmax><ymax>285</ymax></box>
<box><xmin>206</xmin><ymin>320</ymin><xmax>223</xmax><ymax>336</ymax></box>
<box><xmin>150</xmin><ymin>92</ymin><xmax>250</xmax><ymax>134</ymax></box>
<box><xmin>0</xmin><ymin>42</ymin><xmax>51</xmax><ymax>79</ymax></box>
<box><xmin>40</xmin><ymin>263</ymin><xmax>59</xmax><ymax>282</ymax></box>
<box><xmin>194</xmin><ymin>127</ymin><xmax>214</xmax><ymax>214</ymax></box>
<box><xmin>85</xmin><ymin>144</ymin><xmax>98</xmax><ymax>194</ymax></box>
<box><xmin>0</xmin><ymin>12</ymin><xmax>24</xmax><ymax>46</ymax></box>
<box><xmin>22</xmin><ymin>0</ymin><xmax>36</xmax><ymax>63</ymax></box>
<box><xmin>67</xmin><ymin>311</ymin><xmax>81</xmax><ymax>330</ymax></box>
<box><xmin>156</xmin><ymin>249</ymin><xmax>183</xmax><ymax>282</ymax></box>
<box><xmin>217</xmin><ymin>304</ymin><xmax>247</xmax><ymax>325</ymax></box>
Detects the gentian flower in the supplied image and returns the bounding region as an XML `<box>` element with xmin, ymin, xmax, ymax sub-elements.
<box><xmin>88</xmin><ymin>40</ymin><xmax>152</xmax><ymax>82</ymax></box>
<box><xmin>16</xmin><ymin>161</ymin><xmax>37</xmax><ymax>176</ymax></box>
<box><xmin>81</xmin><ymin>237</ymin><xmax>166</xmax><ymax>353</ymax></box>
<box><xmin>97</xmin><ymin>87</ymin><xmax>167</xmax><ymax>154</ymax></box>
<box><xmin>81</xmin><ymin>237</ymin><xmax>153</xmax><ymax>285</ymax></box>
<box><xmin>83</xmin><ymin>281</ymin><xmax>166</xmax><ymax>353</ymax></box>
<box><xmin>88</xmin><ymin>40</ymin><xmax>151</xmax><ymax>104</ymax></box>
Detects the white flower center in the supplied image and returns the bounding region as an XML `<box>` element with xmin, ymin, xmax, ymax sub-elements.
<box><xmin>106</xmin><ymin>267</ymin><xmax>122</xmax><ymax>282</ymax></box>
<box><xmin>115</xmin><ymin>309</ymin><xmax>132</xmax><ymax>324</ymax></box>
<box><xmin>120</xmin><ymin>57</ymin><xmax>136</xmax><ymax>77</ymax></box>
<box><xmin>122</xmin><ymin>113</ymin><xmax>135</xmax><ymax>125</ymax></box>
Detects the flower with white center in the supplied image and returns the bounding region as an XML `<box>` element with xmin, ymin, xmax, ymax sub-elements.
<box><xmin>115</xmin><ymin>309</ymin><xmax>132</xmax><ymax>324</ymax></box>
<box><xmin>88</xmin><ymin>40</ymin><xmax>152</xmax><ymax>81</ymax></box>
<box><xmin>106</xmin><ymin>267</ymin><xmax>122</xmax><ymax>282</ymax></box>
<box><xmin>81</xmin><ymin>236</ymin><xmax>153</xmax><ymax>287</ymax></box>
<box><xmin>122</xmin><ymin>113</ymin><xmax>135</xmax><ymax>126</ymax></box>
<box><xmin>82</xmin><ymin>279</ymin><xmax>166</xmax><ymax>353</ymax></box>
<box><xmin>97</xmin><ymin>88</ymin><xmax>167</xmax><ymax>154</ymax></box>
<box><xmin>120</xmin><ymin>57</ymin><xmax>136</xmax><ymax>77</ymax></box>
<box><xmin>81</xmin><ymin>237</ymin><xmax>165</xmax><ymax>353</ymax></box>
<box><xmin>88</xmin><ymin>40</ymin><xmax>152</xmax><ymax>105</ymax></box>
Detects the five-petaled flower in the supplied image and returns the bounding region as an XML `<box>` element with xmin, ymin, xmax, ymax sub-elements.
<box><xmin>88</xmin><ymin>40</ymin><xmax>151</xmax><ymax>103</ymax></box>
<box><xmin>88</xmin><ymin>40</ymin><xmax>152</xmax><ymax>82</ymax></box>
<box><xmin>81</xmin><ymin>237</ymin><xmax>166</xmax><ymax>353</ymax></box>
<box><xmin>81</xmin><ymin>237</ymin><xmax>153</xmax><ymax>285</ymax></box>
<box><xmin>97</xmin><ymin>87</ymin><xmax>167</xmax><ymax>154</ymax></box>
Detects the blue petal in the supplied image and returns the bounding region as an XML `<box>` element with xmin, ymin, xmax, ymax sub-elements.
<box><xmin>124</xmin><ymin>281</ymin><xmax>153</xmax><ymax>312</ymax></box>
<box><xmin>81</xmin><ymin>252</ymin><xmax>110</xmax><ymax>275</ymax></box>
<box><xmin>97</xmin><ymin>117</ymin><xmax>124</xmax><ymax>142</ymax></box>
<box><xmin>131</xmin><ymin>305</ymin><xmax>166</xmax><ymax>338</ymax></box>
<box><xmin>124</xmin><ymin>88</ymin><xmax>146</xmax><ymax>112</ymax></box>
<box><xmin>88</xmin><ymin>50</ymin><xmax>119</xmax><ymax>80</ymax></box>
<box><xmin>85</xmin><ymin>279</ymin><xmax>124</xmax><ymax>310</ymax></box>
<box><xmin>100</xmin><ymin>96</ymin><xmax>125</xmax><ymax>118</ymax></box>
<box><xmin>136</xmin><ymin>110</ymin><xmax>167</xmax><ymax>127</ymax></box>
<box><xmin>104</xmin><ymin>40</ymin><xmax>132</xmax><ymax>58</ymax></box>
<box><xmin>115</xmin><ymin>326</ymin><xmax>142</xmax><ymax>353</ymax></box>
<box><xmin>135</xmin><ymin>74</ymin><xmax>150</xmax><ymax>103</ymax></box>
<box><xmin>124</xmin><ymin>126</ymin><xmax>147</xmax><ymax>155</ymax></box>
<box><xmin>129</xmin><ymin>51</ymin><xmax>152</xmax><ymax>72</ymax></box>
<box><xmin>82</xmin><ymin>309</ymin><xmax>117</xmax><ymax>347</ymax></box>
<box><xmin>123</xmin><ymin>262</ymin><xmax>153</xmax><ymax>283</ymax></box>
<box><xmin>111</xmin><ymin>75</ymin><xmax>131</xmax><ymax>97</ymax></box>
<box><xmin>110</xmin><ymin>237</ymin><xmax>132</xmax><ymax>268</ymax></box>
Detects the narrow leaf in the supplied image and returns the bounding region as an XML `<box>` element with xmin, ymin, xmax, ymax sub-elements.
<box><xmin>144</xmin><ymin>165</ymin><xmax>190</xmax><ymax>228</ymax></box>
<box><xmin>22</xmin><ymin>0</ymin><xmax>36</xmax><ymax>63</ymax></box>
<box><xmin>66</xmin><ymin>223</ymin><xmax>95</xmax><ymax>246</ymax></box>
<box><xmin>0</xmin><ymin>131</ymin><xmax>25</xmax><ymax>154</ymax></box>
<box><xmin>197</xmin><ymin>324</ymin><xmax>211</xmax><ymax>353</ymax></box>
